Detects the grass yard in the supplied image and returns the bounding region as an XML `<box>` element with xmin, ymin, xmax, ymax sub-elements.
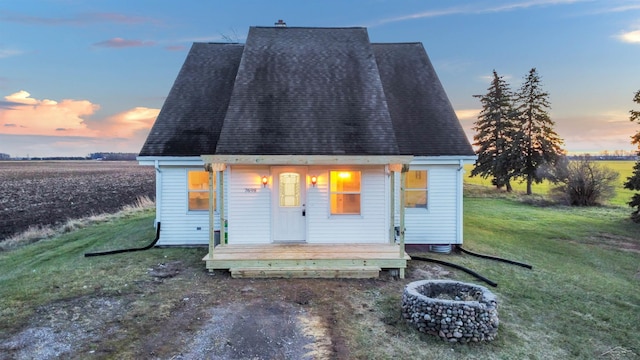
<box><xmin>464</xmin><ymin>160</ymin><xmax>637</xmax><ymax>207</ymax></box>
<box><xmin>0</xmin><ymin>193</ymin><xmax>639</xmax><ymax>358</ymax></box>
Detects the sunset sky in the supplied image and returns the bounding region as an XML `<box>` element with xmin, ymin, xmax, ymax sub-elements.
<box><xmin>1</xmin><ymin>0</ymin><xmax>639</xmax><ymax>157</ymax></box>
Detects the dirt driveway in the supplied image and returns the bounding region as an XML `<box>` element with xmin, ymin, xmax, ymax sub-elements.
<box><xmin>1</xmin><ymin>261</ymin><xmax>452</xmax><ymax>359</ymax></box>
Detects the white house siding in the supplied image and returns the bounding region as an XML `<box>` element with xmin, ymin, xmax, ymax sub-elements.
<box><xmin>401</xmin><ymin>164</ymin><xmax>461</xmax><ymax>245</ymax></box>
<box><xmin>227</xmin><ymin>165</ymin><xmax>271</xmax><ymax>244</ymax></box>
<box><xmin>151</xmin><ymin>166</ymin><xmax>214</xmax><ymax>245</ymax></box>
<box><xmin>306</xmin><ymin>166</ymin><xmax>388</xmax><ymax>244</ymax></box>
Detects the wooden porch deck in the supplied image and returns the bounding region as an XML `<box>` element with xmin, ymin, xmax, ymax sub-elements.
<box><xmin>202</xmin><ymin>243</ymin><xmax>410</xmax><ymax>278</ymax></box>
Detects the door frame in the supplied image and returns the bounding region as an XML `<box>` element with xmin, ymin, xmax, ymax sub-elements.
<box><xmin>270</xmin><ymin>166</ymin><xmax>308</xmax><ymax>243</ymax></box>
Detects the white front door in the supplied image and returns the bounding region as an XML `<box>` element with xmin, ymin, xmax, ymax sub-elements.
<box><xmin>272</xmin><ymin>166</ymin><xmax>307</xmax><ymax>242</ymax></box>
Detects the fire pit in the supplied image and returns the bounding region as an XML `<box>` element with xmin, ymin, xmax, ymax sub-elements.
<box><xmin>402</xmin><ymin>280</ymin><xmax>499</xmax><ymax>343</ymax></box>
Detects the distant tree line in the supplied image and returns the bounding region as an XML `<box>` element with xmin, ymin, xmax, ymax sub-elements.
<box><xmin>88</xmin><ymin>152</ymin><xmax>138</xmax><ymax>161</ymax></box>
<box><xmin>0</xmin><ymin>153</ymin><xmax>138</xmax><ymax>161</ymax></box>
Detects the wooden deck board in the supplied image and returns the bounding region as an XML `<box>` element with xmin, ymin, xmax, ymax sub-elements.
<box><xmin>203</xmin><ymin>243</ymin><xmax>410</xmax><ymax>260</ymax></box>
<box><xmin>202</xmin><ymin>243</ymin><xmax>409</xmax><ymax>278</ymax></box>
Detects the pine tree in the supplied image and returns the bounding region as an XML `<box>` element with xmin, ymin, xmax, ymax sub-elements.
<box><xmin>471</xmin><ymin>70</ymin><xmax>519</xmax><ymax>191</ymax></box>
<box><xmin>513</xmin><ymin>68</ymin><xmax>565</xmax><ymax>195</ymax></box>
<box><xmin>623</xmin><ymin>89</ymin><xmax>640</xmax><ymax>222</ymax></box>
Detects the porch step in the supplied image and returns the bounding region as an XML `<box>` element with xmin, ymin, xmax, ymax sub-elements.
<box><xmin>229</xmin><ymin>266</ymin><xmax>382</xmax><ymax>279</ymax></box>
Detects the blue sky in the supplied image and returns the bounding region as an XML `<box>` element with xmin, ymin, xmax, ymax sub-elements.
<box><xmin>1</xmin><ymin>0</ymin><xmax>639</xmax><ymax>157</ymax></box>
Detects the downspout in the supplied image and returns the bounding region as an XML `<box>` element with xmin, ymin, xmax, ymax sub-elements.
<box><xmin>456</xmin><ymin>159</ymin><xmax>464</xmax><ymax>244</ymax></box>
<box><xmin>155</xmin><ymin>160</ymin><xmax>162</xmax><ymax>228</ymax></box>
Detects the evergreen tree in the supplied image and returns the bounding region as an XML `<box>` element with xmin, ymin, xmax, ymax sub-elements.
<box><xmin>623</xmin><ymin>89</ymin><xmax>640</xmax><ymax>222</ymax></box>
<box><xmin>471</xmin><ymin>70</ymin><xmax>519</xmax><ymax>191</ymax></box>
<box><xmin>513</xmin><ymin>68</ymin><xmax>565</xmax><ymax>195</ymax></box>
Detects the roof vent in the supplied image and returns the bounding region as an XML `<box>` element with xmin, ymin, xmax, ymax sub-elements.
<box><xmin>274</xmin><ymin>19</ymin><xmax>287</xmax><ymax>27</ymax></box>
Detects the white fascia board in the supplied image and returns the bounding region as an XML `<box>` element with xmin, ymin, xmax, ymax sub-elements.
<box><xmin>137</xmin><ymin>156</ymin><xmax>204</xmax><ymax>167</ymax></box>
<box><xmin>410</xmin><ymin>156</ymin><xmax>477</xmax><ymax>166</ymax></box>
<box><xmin>201</xmin><ymin>154</ymin><xmax>413</xmax><ymax>165</ymax></box>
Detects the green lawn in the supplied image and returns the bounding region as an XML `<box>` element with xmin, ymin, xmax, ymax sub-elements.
<box><xmin>464</xmin><ymin>160</ymin><xmax>637</xmax><ymax>207</ymax></box>
<box><xmin>1</xmin><ymin>197</ymin><xmax>639</xmax><ymax>358</ymax></box>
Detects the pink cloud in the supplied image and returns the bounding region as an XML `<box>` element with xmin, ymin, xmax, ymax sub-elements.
<box><xmin>0</xmin><ymin>11</ymin><xmax>157</xmax><ymax>26</ymax></box>
<box><xmin>0</xmin><ymin>91</ymin><xmax>99</xmax><ymax>136</ymax></box>
<box><xmin>86</xmin><ymin>107</ymin><xmax>159</xmax><ymax>139</ymax></box>
<box><xmin>0</xmin><ymin>90</ymin><xmax>158</xmax><ymax>142</ymax></box>
<box><xmin>0</xmin><ymin>90</ymin><xmax>159</xmax><ymax>156</ymax></box>
<box><xmin>93</xmin><ymin>37</ymin><xmax>156</xmax><ymax>48</ymax></box>
<box><xmin>165</xmin><ymin>45</ymin><xmax>187</xmax><ymax>52</ymax></box>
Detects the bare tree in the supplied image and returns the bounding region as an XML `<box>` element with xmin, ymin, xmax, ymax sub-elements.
<box><xmin>544</xmin><ymin>156</ymin><xmax>619</xmax><ymax>206</ymax></box>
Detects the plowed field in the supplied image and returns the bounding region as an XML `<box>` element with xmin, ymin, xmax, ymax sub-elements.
<box><xmin>0</xmin><ymin>161</ymin><xmax>154</xmax><ymax>241</ymax></box>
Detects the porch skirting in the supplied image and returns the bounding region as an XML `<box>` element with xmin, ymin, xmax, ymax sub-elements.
<box><xmin>203</xmin><ymin>243</ymin><xmax>410</xmax><ymax>278</ymax></box>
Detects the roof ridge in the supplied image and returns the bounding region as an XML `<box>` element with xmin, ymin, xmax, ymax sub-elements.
<box><xmin>251</xmin><ymin>26</ymin><xmax>366</xmax><ymax>30</ymax></box>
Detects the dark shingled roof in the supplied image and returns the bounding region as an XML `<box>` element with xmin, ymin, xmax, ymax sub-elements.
<box><xmin>372</xmin><ymin>43</ymin><xmax>474</xmax><ymax>156</ymax></box>
<box><xmin>139</xmin><ymin>27</ymin><xmax>474</xmax><ymax>158</ymax></box>
<box><xmin>139</xmin><ymin>43</ymin><xmax>243</xmax><ymax>156</ymax></box>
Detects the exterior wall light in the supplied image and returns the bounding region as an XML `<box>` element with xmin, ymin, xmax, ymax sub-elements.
<box><xmin>262</xmin><ymin>175</ymin><xmax>269</xmax><ymax>187</ymax></box>
<box><xmin>310</xmin><ymin>175</ymin><xmax>318</xmax><ymax>187</ymax></box>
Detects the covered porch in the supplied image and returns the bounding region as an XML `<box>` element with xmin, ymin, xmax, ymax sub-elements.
<box><xmin>203</xmin><ymin>243</ymin><xmax>410</xmax><ymax>279</ymax></box>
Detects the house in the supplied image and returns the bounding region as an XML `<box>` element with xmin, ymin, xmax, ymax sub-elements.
<box><xmin>138</xmin><ymin>26</ymin><xmax>476</xmax><ymax>278</ymax></box>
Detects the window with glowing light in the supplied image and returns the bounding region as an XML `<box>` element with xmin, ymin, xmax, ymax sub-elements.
<box><xmin>188</xmin><ymin>170</ymin><xmax>214</xmax><ymax>211</ymax></box>
<box><xmin>404</xmin><ymin>170</ymin><xmax>428</xmax><ymax>208</ymax></box>
<box><xmin>279</xmin><ymin>173</ymin><xmax>300</xmax><ymax>207</ymax></box>
<box><xmin>330</xmin><ymin>171</ymin><xmax>361</xmax><ymax>214</ymax></box>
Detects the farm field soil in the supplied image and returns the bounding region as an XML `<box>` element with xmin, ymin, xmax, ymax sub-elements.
<box><xmin>0</xmin><ymin>161</ymin><xmax>154</xmax><ymax>241</ymax></box>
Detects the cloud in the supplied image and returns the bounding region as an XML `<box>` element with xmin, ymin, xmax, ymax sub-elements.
<box><xmin>0</xmin><ymin>90</ymin><xmax>159</xmax><ymax>156</ymax></box>
<box><xmin>0</xmin><ymin>91</ymin><xmax>99</xmax><ymax>136</ymax></box>
<box><xmin>165</xmin><ymin>45</ymin><xmax>187</xmax><ymax>52</ymax></box>
<box><xmin>555</xmin><ymin>111</ymin><xmax>638</xmax><ymax>153</ymax></box>
<box><xmin>93</xmin><ymin>37</ymin><xmax>156</xmax><ymax>48</ymax></box>
<box><xmin>455</xmin><ymin>108</ymin><xmax>481</xmax><ymax>121</ymax></box>
<box><xmin>615</xmin><ymin>29</ymin><xmax>640</xmax><ymax>44</ymax></box>
<box><xmin>478</xmin><ymin>73</ymin><xmax>513</xmax><ymax>82</ymax></box>
<box><xmin>0</xmin><ymin>133</ymin><xmax>144</xmax><ymax>157</ymax></box>
<box><xmin>0</xmin><ymin>48</ymin><xmax>22</xmax><ymax>59</ymax></box>
<box><xmin>85</xmin><ymin>107</ymin><xmax>159</xmax><ymax>139</ymax></box>
<box><xmin>372</xmin><ymin>0</ymin><xmax>588</xmax><ymax>26</ymax></box>
<box><xmin>455</xmin><ymin>107</ymin><xmax>637</xmax><ymax>153</ymax></box>
<box><xmin>593</xmin><ymin>4</ymin><xmax>640</xmax><ymax>13</ymax></box>
<box><xmin>0</xmin><ymin>11</ymin><xmax>158</xmax><ymax>26</ymax></box>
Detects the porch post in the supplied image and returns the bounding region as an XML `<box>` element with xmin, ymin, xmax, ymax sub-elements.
<box><xmin>399</xmin><ymin>164</ymin><xmax>409</xmax><ymax>279</ymax></box>
<box><xmin>206</xmin><ymin>164</ymin><xmax>215</xmax><ymax>258</ymax></box>
<box><xmin>218</xmin><ymin>168</ymin><xmax>225</xmax><ymax>245</ymax></box>
<box><xmin>389</xmin><ymin>166</ymin><xmax>395</xmax><ymax>244</ymax></box>
<box><xmin>205</xmin><ymin>163</ymin><xmax>226</xmax><ymax>261</ymax></box>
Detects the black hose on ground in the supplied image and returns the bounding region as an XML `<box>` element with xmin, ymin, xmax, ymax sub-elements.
<box><xmin>84</xmin><ymin>222</ymin><xmax>161</xmax><ymax>257</ymax></box>
<box><xmin>455</xmin><ymin>245</ymin><xmax>533</xmax><ymax>269</ymax></box>
<box><xmin>411</xmin><ymin>255</ymin><xmax>498</xmax><ymax>287</ymax></box>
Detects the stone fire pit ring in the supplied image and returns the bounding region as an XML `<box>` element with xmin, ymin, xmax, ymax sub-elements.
<box><xmin>402</xmin><ymin>280</ymin><xmax>499</xmax><ymax>343</ymax></box>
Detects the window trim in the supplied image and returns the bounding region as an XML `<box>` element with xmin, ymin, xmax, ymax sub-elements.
<box><xmin>329</xmin><ymin>170</ymin><xmax>362</xmax><ymax>215</ymax></box>
<box><xmin>404</xmin><ymin>169</ymin><xmax>429</xmax><ymax>210</ymax></box>
<box><xmin>186</xmin><ymin>169</ymin><xmax>215</xmax><ymax>213</ymax></box>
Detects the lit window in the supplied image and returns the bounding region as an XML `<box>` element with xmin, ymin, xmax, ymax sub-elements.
<box><xmin>188</xmin><ymin>170</ymin><xmax>214</xmax><ymax>211</ymax></box>
<box><xmin>405</xmin><ymin>170</ymin><xmax>427</xmax><ymax>208</ymax></box>
<box><xmin>330</xmin><ymin>171</ymin><xmax>361</xmax><ymax>214</ymax></box>
<box><xmin>279</xmin><ymin>173</ymin><xmax>300</xmax><ymax>207</ymax></box>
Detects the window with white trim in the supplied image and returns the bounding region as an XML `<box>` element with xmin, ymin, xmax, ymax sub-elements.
<box><xmin>330</xmin><ymin>170</ymin><xmax>361</xmax><ymax>214</ymax></box>
<box><xmin>188</xmin><ymin>170</ymin><xmax>214</xmax><ymax>211</ymax></box>
<box><xmin>405</xmin><ymin>170</ymin><xmax>428</xmax><ymax>208</ymax></box>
